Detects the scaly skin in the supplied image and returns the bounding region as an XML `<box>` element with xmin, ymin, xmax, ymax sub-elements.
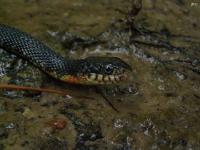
<box><xmin>0</xmin><ymin>24</ymin><xmax>132</xmax><ymax>85</ymax></box>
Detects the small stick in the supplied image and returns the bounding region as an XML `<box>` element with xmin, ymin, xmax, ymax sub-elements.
<box><xmin>0</xmin><ymin>84</ymin><xmax>69</xmax><ymax>95</ymax></box>
<box><xmin>96</xmin><ymin>87</ymin><xmax>119</xmax><ymax>113</ymax></box>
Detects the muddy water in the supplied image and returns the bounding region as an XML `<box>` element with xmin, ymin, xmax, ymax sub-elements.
<box><xmin>0</xmin><ymin>0</ymin><xmax>200</xmax><ymax>149</ymax></box>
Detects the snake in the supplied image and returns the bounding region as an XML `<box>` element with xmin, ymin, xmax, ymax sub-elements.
<box><xmin>0</xmin><ymin>24</ymin><xmax>132</xmax><ymax>85</ymax></box>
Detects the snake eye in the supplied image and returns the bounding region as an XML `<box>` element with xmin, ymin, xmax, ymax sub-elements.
<box><xmin>105</xmin><ymin>64</ymin><xmax>113</xmax><ymax>74</ymax></box>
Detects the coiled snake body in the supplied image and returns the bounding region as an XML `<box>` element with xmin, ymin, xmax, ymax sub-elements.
<box><xmin>0</xmin><ymin>24</ymin><xmax>131</xmax><ymax>85</ymax></box>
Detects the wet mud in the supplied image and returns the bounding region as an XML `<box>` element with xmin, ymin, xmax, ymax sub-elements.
<box><xmin>0</xmin><ymin>0</ymin><xmax>200</xmax><ymax>149</ymax></box>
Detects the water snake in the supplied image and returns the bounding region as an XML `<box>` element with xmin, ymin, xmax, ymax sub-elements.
<box><xmin>0</xmin><ymin>24</ymin><xmax>132</xmax><ymax>85</ymax></box>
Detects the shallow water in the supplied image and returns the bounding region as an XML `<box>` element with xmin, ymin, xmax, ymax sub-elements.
<box><xmin>0</xmin><ymin>0</ymin><xmax>200</xmax><ymax>149</ymax></box>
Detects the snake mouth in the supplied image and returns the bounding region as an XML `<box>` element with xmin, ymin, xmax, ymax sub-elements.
<box><xmin>76</xmin><ymin>71</ymin><xmax>132</xmax><ymax>85</ymax></box>
<box><xmin>60</xmin><ymin>73</ymin><xmax>129</xmax><ymax>85</ymax></box>
<box><xmin>86</xmin><ymin>73</ymin><xmax>126</xmax><ymax>84</ymax></box>
<box><xmin>84</xmin><ymin>73</ymin><xmax>128</xmax><ymax>84</ymax></box>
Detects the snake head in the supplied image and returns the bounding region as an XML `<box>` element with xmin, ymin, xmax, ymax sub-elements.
<box><xmin>74</xmin><ymin>56</ymin><xmax>132</xmax><ymax>85</ymax></box>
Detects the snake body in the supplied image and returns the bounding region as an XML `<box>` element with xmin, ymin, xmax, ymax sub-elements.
<box><xmin>0</xmin><ymin>24</ymin><xmax>131</xmax><ymax>85</ymax></box>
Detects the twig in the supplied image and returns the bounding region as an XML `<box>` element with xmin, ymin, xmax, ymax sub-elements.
<box><xmin>0</xmin><ymin>84</ymin><xmax>69</xmax><ymax>96</ymax></box>
<box><xmin>96</xmin><ymin>87</ymin><xmax>119</xmax><ymax>113</ymax></box>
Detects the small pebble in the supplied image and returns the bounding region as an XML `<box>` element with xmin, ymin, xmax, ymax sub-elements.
<box><xmin>46</xmin><ymin>118</ymin><xmax>67</xmax><ymax>130</ymax></box>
